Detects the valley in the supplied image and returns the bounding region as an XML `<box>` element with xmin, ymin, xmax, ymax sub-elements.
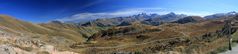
<box><xmin>0</xmin><ymin>12</ymin><xmax>237</xmax><ymax>54</ymax></box>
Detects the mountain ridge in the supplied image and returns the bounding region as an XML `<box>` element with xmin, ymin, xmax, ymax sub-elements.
<box><xmin>79</xmin><ymin>12</ymin><xmax>187</xmax><ymax>27</ymax></box>
<box><xmin>0</xmin><ymin>11</ymin><xmax>237</xmax><ymax>54</ymax></box>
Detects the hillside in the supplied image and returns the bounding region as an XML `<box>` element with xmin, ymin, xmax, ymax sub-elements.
<box><xmin>174</xmin><ymin>16</ymin><xmax>205</xmax><ymax>24</ymax></box>
<box><xmin>0</xmin><ymin>14</ymin><xmax>237</xmax><ymax>54</ymax></box>
<box><xmin>0</xmin><ymin>15</ymin><xmax>52</xmax><ymax>34</ymax></box>
<box><xmin>0</xmin><ymin>15</ymin><xmax>101</xmax><ymax>42</ymax></box>
<box><xmin>0</xmin><ymin>15</ymin><xmax>105</xmax><ymax>54</ymax></box>
<box><xmin>72</xmin><ymin>20</ymin><xmax>227</xmax><ymax>54</ymax></box>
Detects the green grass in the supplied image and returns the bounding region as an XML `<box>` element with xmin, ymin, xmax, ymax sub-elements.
<box><xmin>232</xmin><ymin>31</ymin><xmax>238</xmax><ymax>42</ymax></box>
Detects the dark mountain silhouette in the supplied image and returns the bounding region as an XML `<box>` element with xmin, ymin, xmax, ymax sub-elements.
<box><xmin>174</xmin><ymin>16</ymin><xmax>205</xmax><ymax>24</ymax></box>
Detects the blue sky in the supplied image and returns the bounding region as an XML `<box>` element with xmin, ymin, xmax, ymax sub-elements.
<box><xmin>0</xmin><ymin>0</ymin><xmax>238</xmax><ymax>23</ymax></box>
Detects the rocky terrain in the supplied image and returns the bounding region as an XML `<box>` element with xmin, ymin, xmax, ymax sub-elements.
<box><xmin>0</xmin><ymin>12</ymin><xmax>237</xmax><ymax>54</ymax></box>
<box><xmin>0</xmin><ymin>15</ymin><xmax>100</xmax><ymax>54</ymax></box>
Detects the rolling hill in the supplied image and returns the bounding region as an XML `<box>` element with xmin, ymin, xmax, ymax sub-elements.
<box><xmin>0</xmin><ymin>12</ymin><xmax>237</xmax><ymax>54</ymax></box>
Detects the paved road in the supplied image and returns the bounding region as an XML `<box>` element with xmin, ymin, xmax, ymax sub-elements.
<box><xmin>220</xmin><ymin>45</ymin><xmax>238</xmax><ymax>54</ymax></box>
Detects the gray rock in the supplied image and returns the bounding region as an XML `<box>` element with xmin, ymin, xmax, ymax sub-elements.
<box><xmin>0</xmin><ymin>45</ymin><xmax>17</xmax><ymax>54</ymax></box>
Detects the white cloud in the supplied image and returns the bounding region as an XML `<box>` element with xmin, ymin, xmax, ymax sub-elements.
<box><xmin>56</xmin><ymin>8</ymin><xmax>147</xmax><ymax>22</ymax></box>
<box><xmin>174</xmin><ymin>11</ymin><xmax>213</xmax><ymax>17</ymax></box>
<box><xmin>56</xmin><ymin>8</ymin><xmax>215</xmax><ymax>22</ymax></box>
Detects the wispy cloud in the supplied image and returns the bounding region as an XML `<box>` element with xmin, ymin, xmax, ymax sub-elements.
<box><xmin>56</xmin><ymin>8</ymin><xmax>215</xmax><ymax>22</ymax></box>
<box><xmin>174</xmin><ymin>11</ymin><xmax>213</xmax><ymax>16</ymax></box>
<box><xmin>55</xmin><ymin>8</ymin><xmax>147</xmax><ymax>22</ymax></box>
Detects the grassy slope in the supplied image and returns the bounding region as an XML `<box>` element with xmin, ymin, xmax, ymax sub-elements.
<box><xmin>74</xmin><ymin>20</ymin><xmax>228</xmax><ymax>54</ymax></box>
<box><xmin>0</xmin><ymin>15</ymin><xmax>103</xmax><ymax>43</ymax></box>
<box><xmin>39</xmin><ymin>22</ymin><xmax>104</xmax><ymax>42</ymax></box>
<box><xmin>0</xmin><ymin>15</ymin><xmax>53</xmax><ymax>34</ymax></box>
<box><xmin>0</xmin><ymin>14</ymin><xmax>233</xmax><ymax>54</ymax></box>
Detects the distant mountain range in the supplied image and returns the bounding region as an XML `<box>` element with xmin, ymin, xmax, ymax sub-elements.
<box><xmin>204</xmin><ymin>11</ymin><xmax>237</xmax><ymax>19</ymax></box>
<box><xmin>79</xmin><ymin>12</ymin><xmax>187</xmax><ymax>26</ymax></box>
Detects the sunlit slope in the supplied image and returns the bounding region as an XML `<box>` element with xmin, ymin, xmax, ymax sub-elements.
<box><xmin>39</xmin><ymin>21</ymin><xmax>104</xmax><ymax>41</ymax></box>
<box><xmin>0</xmin><ymin>15</ymin><xmax>101</xmax><ymax>42</ymax></box>
<box><xmin>0</xmin><ymin>15</ymin><xmax>52</xmax><ymax>34</ymax></box>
